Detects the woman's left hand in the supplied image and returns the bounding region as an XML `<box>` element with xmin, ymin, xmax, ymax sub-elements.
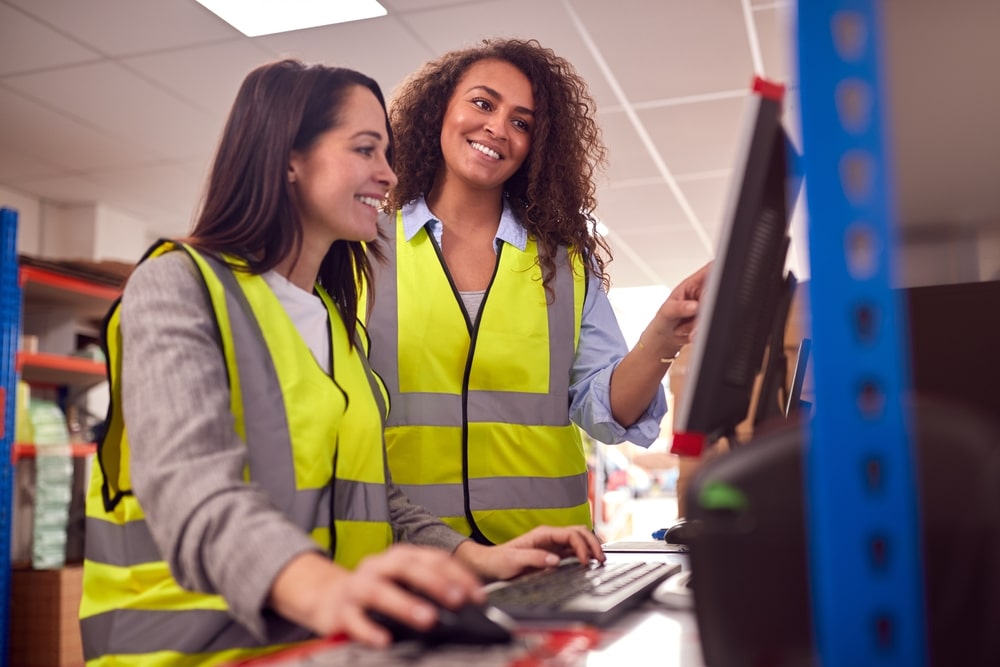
<box><xmin>453</xmin><ymin>525</ymin><xmax>605</xmax><ymax>581</ymax></box>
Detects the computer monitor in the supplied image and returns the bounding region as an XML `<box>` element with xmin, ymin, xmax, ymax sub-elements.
<box><xmin>784</xmin><ymin>337</ymin><xmax>811</xmax><ymax>418</ymax></box>
<box><xmin>750</xmin><ymin>271</ymin><xmax>798</xmax><ymax>428</ymax></box>
<box><xmin>671</xmin><ymin>77</ymin><xmax>796</xmax><ymax>457</ymax></box>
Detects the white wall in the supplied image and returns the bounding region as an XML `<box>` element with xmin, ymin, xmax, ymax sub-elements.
<box><xmin>896</xmin><ymin>224</ymin><xmax>998</xmax><ymax>287</ymax></box>
<box><xmin>40</xmin><ymin>203</ymin><xmax>98</xmax><ymax>260</ymax></box>
<box><xmin>0</xmin><ymin>185</ymin><xmax>42</xmax><ymax>256</ymax></box>
<box><xmin>94</xmin><ymin>205</ymin><xmax>154</xmax><ymax>264</ymax></box>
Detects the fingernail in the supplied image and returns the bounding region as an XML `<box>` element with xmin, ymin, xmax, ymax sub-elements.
<box><xmin>446</xmin><ymin>585</ymin><xmax>463</xmax><ymax>605</ymax></box>
<box><xmin>412</xmin><ymin>605</ymin><xmax>434</xmax><ymax>624</ymax></box>
<box><xmin>545</xmin><ymin>554</ymin><xmax>559</xmax><ymax>566</ymax></box>
<box><xmin>685</xmin><ymin>302</ymin><xmax>697</xmax><ymax>314</ymax></box>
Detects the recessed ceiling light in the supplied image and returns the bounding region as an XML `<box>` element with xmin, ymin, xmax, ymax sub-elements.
<box><xmin>195</xmin><ymin>0</ymin><xmax>387</xmax><ymax>37</ymax></box>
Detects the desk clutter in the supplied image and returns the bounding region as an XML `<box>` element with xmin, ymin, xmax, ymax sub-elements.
<box><xmin>233</xmin><ymin>626</ymin><xmax>605</xmax><ymax>667</ymax></box>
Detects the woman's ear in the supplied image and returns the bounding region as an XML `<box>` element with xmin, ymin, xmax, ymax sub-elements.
<box><xmin>288</xmin><ymin>151</ymin><xmax>302</xmax><ymax>184</ymax></box>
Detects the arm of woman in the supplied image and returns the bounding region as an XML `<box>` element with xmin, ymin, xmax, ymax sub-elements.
<box><xmin>120</xmin><ymin>252</ymin><xmax>321</xmax><ymax>638</ymax></box>
<box><xmin>608</xmin><ymin>263</ymin><xmax>711</xmax><ymax>427</ymax></box>
<box><xmin>568</xmin><ymin>275</ymin><xmax>667</xmax><ymax>445</ymax></box>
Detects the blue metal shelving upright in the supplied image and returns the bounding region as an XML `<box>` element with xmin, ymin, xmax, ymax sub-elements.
<box><xmin>797</xmin><ymin>2</ymin><xmax>927</xmax><ymax>666</ymax></box>
<box><xmin>0</xmin><ymin>207</ymin><xmax>20</xmax><ymax>667</ymax></box>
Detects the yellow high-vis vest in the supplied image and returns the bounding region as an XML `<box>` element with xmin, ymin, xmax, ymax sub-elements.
<box><xmin>80</xmin><ymin>241</ymin><xmax>393</xmax><ymax>666</ymax></box>
<box><xmin>368</xmin><ymin>211</ymin><xmax>591</xmax><ymax>545</ymax></box>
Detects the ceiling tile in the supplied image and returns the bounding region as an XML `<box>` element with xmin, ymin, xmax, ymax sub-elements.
<box><xmin>253</xmin><ymin>16</ymin><xmax>433</xmax><ymax>98</ymax></box>
<box><xmin>596</xmin><ymin>182</ymin><xmax>692</xmax><ymax>236</ymax></box>
<box><xmin>639</xmin><ymin>95</ymin><xmax>748</xmax><ymax>175</ymax></box>
<box><xmin>4</xmin><ymin>61</ymin><xmax>219</xmax><ymax>160</ymax></box>
<box><xmin>123</xmin><ymin>40</ymin><xmax>276</xmax><ymax>120</ymax></box>
<box><xmin>677</xmin><ymin>174</ymin><xmax>733</xmax><ymax>245</ymax></box>
<box><xmin>607</xmin><ymin>222</ymin><xmax>713</xmax><ymax>289</ymax></box>
<box><xmin>380</xmin><ymin>0</ymin><xmax>487</xmax><ymax>11</ymax></box>
<box><xmin>0</xmin><ymin>146</ymin><xmax>64</xmax><ymax>183</ymax></box>
<box><xmin>754</xmin><ymin>5</ymin><xmax>794</xmax><ymax>85</ymax></box>
<box><xmin>599</xmin><ymin>110</ymin><xmax>661</xmax><ymax>184</ymax></box>
<box><xmin>7</xmin><ymin>0</ymin><xmax>237</xmax><ymax>56</ymax></box>
<box><xmin>569</xmin><ymin>0</ymin><xmax>754</xmax><ymax>103</ymax></box>
<box><xmin>0</xmin><ymin>87</ymin><xmax>144</xmax><ymax>171</ymax></box>
<box><xmin>397</xmin><ymin>0</ymin><xmax>621</xmax><ymax>110</ymax></box>
<box><xmin>595</xmin><ymin>181</ymin><xmax>713</xmax><ymax>288</ymax></box>
<box><xmin>0</xmin><ymin>3</ymin><xmax>99</xmax><ymax>75</ymax></box>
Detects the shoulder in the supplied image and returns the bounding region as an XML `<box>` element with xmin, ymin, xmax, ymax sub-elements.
<box><xmin>122</xmin><ymin>249</ymin><xmax>204</xmax><ymax>308</ymax></box>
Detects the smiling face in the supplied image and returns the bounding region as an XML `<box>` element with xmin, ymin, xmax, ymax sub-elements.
<box><xmin>435</xmin><ymin>58</ymin><xmax>535</xmax><ymax>197</ymax></box>
<box><xmin>288</xmin><ymin>85</ymin><xmax>397</xmax><ymax>247</ymax></box>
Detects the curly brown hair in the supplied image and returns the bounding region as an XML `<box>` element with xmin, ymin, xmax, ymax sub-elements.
<box><xmin>387</xmin><ymin>38</ymin><xmax>613</xmax><ymax>290</ymax></box>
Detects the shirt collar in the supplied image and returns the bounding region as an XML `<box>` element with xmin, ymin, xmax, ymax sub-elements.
<box><xmin>400</xmin><ymin>195</ymin><xmax>528</xmax><ymax>252</ymax></box>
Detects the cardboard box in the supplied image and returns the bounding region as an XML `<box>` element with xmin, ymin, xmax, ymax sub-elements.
<box><xmin>9</xmin><ymin>565</ymin><xmax>85</xmax><ymax>667</ymax></box>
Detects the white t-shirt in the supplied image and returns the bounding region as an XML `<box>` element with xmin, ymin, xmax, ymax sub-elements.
<box><xmin>262</xmin><ymin>270</ymin><xmax>330</xmax><ymax>373</ymax></box>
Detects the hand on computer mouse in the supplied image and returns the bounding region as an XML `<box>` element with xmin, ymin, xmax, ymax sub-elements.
<box><xmin>267</xmin><ymin>545</ymin><xmax>486</xmax><ymax>648</ymax></box>
<box><xmin>366</xmin><ymin>591</ymin><xmax>515</xmax><ymax>646</ymax></box>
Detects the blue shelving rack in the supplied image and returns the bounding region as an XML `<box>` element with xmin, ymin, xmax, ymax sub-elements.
<box><xmin>0</xmin><ymin>207</ymin><xmax>20</xmax><ymax>667</ymax></box>
<box><xmin>797</xmin><ymin>2</ymin><xmax>927</xmax><ymax>666</ymax></box>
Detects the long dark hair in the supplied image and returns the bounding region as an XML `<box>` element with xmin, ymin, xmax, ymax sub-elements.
<box><xmin>387</xmin><ymin>38</ymin><xmax>612</xmax><ymax>291</ymax></box>
<box><xmin>188</xmin><ymin>58</ymin><xmax>391</xmax><ymax>332</ymax></box>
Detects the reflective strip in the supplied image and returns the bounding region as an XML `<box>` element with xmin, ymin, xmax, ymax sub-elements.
<box><xmin>397</xmin><ymin>473</ymin><xmax>588</xmax><ymax>515</ymax></box>
<box><xmin>334</xmin><ymin>479</ymin><xmax>391</xmax><ymax>522</ymax></box>
<box><xmin>388</xmin><ymin>391</ymin><xmax>569</xmax><ymax>428</ymax></box>
<box><xmin>469</xmin><ymin>473</ymin><xmax>588</xmax><ymax>511</ymax></box>
<box><xmin>201</xmin><ymin>255</ymin><xmax>300</xmax><ymax>517</ymax></box>
<box><xmin>84</xmin><ymin>517</ymin><xmax>161</xmax><ymax>566</ymax></box>
<box><xmin>81</xmin><ymin>607</ymin><xmax>311</xmax><ymax>660</ymax></box>
<box><xmin>368</xmin><ymin>212</ymin><xmax>401</xmax><ymax>397</ymax></box>
<box><xmin>395</xmin><ymin>483</ymin><xmax>465</xmax><ymax>517</ymax></box>
<box><xmin>85</xmin><ymin>487</ymin><xmax>335</xmax><ymax>568</ymax></box>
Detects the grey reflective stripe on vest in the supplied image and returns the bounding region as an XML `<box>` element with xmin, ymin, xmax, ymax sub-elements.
<box><xmin>370</xmin><ymin>217</ymin><xmax>575</xmax><ymax>428</ymax></box>
<box><xmin>82</xmin><ymin>607</ymin><xmax>312</xmax><ymax>660</ymax></box>
<box><xmin>202</xmin><ymin>256</ymin><xmax>390</xmax><ymax>525</ymax></box>
<box><xmin>203</xmin><ymin>255</ymin><xmax>303</xmax><ymax>519</ymax></box>
<box><xmin>399</xmin><ymin>472</ymin><xmax>588</xmax><ymax>515</ymax></box>
<box><xmin>84</xmin><ymin>486</ymin><xmax>331</xmax><ymax>568</ymax></box>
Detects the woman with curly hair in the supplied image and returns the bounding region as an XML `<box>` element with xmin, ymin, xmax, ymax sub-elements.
<box><xmin>367</xmin><ymin>38</ymin><xmax>709</xmax><ymax>545</ymax></box>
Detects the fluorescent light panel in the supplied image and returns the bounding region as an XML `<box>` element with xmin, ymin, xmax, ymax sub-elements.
<box><xmin>195</xmin><ymin>0</ymin><xmax>387</xmax><ymax>37</ymax></box>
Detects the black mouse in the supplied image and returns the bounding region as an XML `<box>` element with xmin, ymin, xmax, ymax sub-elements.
<box><xmin>367</xmin><ymin>592</ymin><xmax>515</xmax><ymax>645</ymax></box>
<box><xmin>664</xmin><ymin>518</ymin><xmax>693</xmax><ymax>545</ymax></box>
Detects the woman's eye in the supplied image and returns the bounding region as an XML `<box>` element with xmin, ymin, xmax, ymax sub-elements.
<box><xmin>472</xmin><ymin>98</ymin><xmax>492</xmax><ymax>111</ymax></box>
<box><xmin>513</xmin><ymin>119</ymin><xmax>530</xmax><ymax>132</ymax></box>
<box><xmin>356</xmin><ymin>146</ymin><xmax>375</xmax><ymax>156</ymax></box>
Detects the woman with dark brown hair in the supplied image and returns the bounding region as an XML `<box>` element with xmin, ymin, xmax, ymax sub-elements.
<box><xmin>367</xmin><ymin>38</ymin><xmax>709</xmax><ymax>546</ymax></box>
<box><xmin>79</xmin><ymin>58</ymin><xmax>602</xmax><ymax>666</ymax></box>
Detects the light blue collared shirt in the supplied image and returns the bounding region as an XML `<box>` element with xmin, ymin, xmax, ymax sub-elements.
<box><xmin>401</xmin><ymin>197</ymin><xmax>667</xmax><ymax>447</ymax></box>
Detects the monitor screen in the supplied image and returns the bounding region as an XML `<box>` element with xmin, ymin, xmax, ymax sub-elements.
<box><xmin>671</xmin><ymin>78</ymin><xmax>796</xmax><ymax>456</ymax></box>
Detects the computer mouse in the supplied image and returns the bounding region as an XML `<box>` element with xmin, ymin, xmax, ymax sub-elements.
<box><xmin>366</xmin><ymin>593</ymin><xmax>515</xmax><ymax>645</ymax></box>
<box><xmin>663</xmin><ymin>518</ymin><xmax>692</xmax><ymax>545</ymax></box>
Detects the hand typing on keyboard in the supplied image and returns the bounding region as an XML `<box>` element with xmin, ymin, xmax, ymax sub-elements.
<box><xmin>454</xmin><ymin>525</ymin><xmax>605</xmax><ymax>582</ymax></box>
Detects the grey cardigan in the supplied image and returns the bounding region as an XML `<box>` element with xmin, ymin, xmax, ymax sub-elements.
<box><xmin>117</xmin><ymin>251</ymin><xmax>467</xmax><ymax>639</ymax></box>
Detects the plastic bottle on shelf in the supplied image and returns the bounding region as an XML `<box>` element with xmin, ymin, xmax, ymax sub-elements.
<box><xmin>28</xmin><ymin>397</ymin><xmax>73</xmax><ymax>569</ymax></box>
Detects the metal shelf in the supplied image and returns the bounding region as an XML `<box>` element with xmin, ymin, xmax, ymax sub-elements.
<box><xmin>16</xmin><ymin>352</ymin><xmax>106</xmax><ymax>389</ymax></box>
<box><xmin>797</xmin><ymin>2</ymin><xmax>926</xmax><ymax>665</ymax></box>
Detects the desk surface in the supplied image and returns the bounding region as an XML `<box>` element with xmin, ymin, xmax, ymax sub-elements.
<box><xmin>244</xmin><ymin>551</ymin><xmax>706</xmax><ymax>667</ymax></box>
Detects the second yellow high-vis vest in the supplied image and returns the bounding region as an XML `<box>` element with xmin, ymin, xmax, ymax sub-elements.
<box><xmin>81</xmin><ymin>241</ymin><xmax>393</xmax><ymax>667</ymax></box>
<box><xmin>368</xmin><ymin>211</ymin><xmax>592</xmax><ymax>545</ymax></box>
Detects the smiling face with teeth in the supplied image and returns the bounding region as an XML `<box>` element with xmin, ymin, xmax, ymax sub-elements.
<box><xmin>433</xmin><ymin>58</ymin><xmax>534</xmax><ymax>198</ymax></box>
<box><xmin>288</xmin><ymin>85</ymin><xmax>397</xmax><ymax>248</ymax></box>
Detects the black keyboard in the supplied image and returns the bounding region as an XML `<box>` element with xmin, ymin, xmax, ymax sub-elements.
<box><xmin>486</xmin><ymin>558</ymin><xmax>681</xmax><ymax>626</ymax></box>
